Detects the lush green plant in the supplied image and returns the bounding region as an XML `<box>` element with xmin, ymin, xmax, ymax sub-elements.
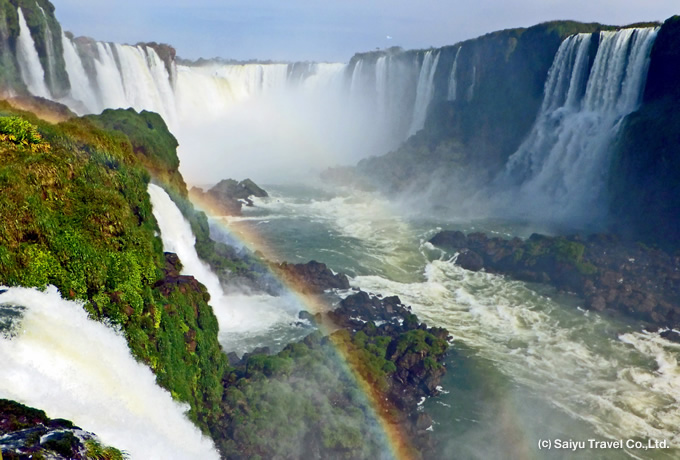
<box><xmin>0</xmin><ymin>116</ymin><xmax>49</xmax><ymax>151</ymax></box>
<box><xmin>84</xmin><ymin>439</ymin><xmax>128</xmax><ymax>460</ymax></box>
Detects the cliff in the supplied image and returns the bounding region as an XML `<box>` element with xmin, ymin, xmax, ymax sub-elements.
<box><xmin>609</xmin><ymin>16</ymin><xmax>680</xmax><ymax>250</ymax></box>
<box><xmin>346</xmin><ymin>21</ymin><xmax>620</xmax><ymax>191</ymax></box>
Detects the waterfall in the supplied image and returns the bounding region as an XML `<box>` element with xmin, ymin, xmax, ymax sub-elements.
<box><xmin>36</xmin><ymin>5</ymin><xmax>57</xmax><ymax>95</ymax></box>
<box><xmin>15</xmin><ymin>8</ymin><xmax>50</xmax><ymax>98</ymax></box>
<box><xmin>61</xmin><ymin>32</ymin><xmax>99</xmax><ymax>112</ymax></box>
<box><xmin>0</xmin><ymin>286</ymin><xmax>220</xmax><ymax>460</ymax></box>
<box><xmin>501</xmin><ymin>27</ymin><xmax>658</xmax><ymax>224</ymax></box>
<box><xmin>466</xmin><ymin>65</ymin><xmax>476</xmax><ymax>101</ymax></box>
<box><xmin>147</xmin><ymin>184</ymin><xmax>303</xmax><ymax>351</ymax></box>
<box><xmin>93</xmin><ymin>42</ymin><xmax>128</xmax><ymax>110</ymax></box>
<box><xmin>375</xmin><ymin>55</ymin><xmax>388</xmax><ymax>119</ymax></box>
<box><xmin>447</xmin><ymin>46</ymin><xmax>461</xmax><ymax>101</ymax></box>
<box><xmin>408</xmin><ymin>50</ymin><xmax>440</xmax><ymax>136</ymax></box>
<box><xmin>147</xmin><ymin>184</ymin><xmax>224</xmax><ymax>301</ymax></box>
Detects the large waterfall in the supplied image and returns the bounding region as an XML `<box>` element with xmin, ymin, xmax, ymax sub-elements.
<box><xmin>8</xmin><ymin>10</ymin><xmax>446</xmax><ymax>182</ymax></box>
<box><xmin>498</xmin><ymin>27</ymin><xmax>658</xmax><ymax>225</ymax></box>
<box><xmin>0</xmin><ymin>286</ymin><xmax>220</xmax><ymax>460</ymax></box>
<box><xmin>10</xmin><ymin>6</ymin><xmax>661</xmax><ymax>219</ymax></box>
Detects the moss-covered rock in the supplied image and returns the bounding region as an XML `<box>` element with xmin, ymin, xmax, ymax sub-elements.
<box><xmin>429</xmin><ymin>231</ymin><xmax>680</xmax><ymax>328</ymax></box>
<box><xmin>213</xmin><ymin>292</ymin><xmax>450</xmax><ymax>459</ymax></box>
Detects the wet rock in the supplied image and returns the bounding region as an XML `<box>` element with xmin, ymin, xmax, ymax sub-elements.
<box><xmin>0</xmin><ymin>399</ymin><xmax>120</xmax><ymax>459</ymax></box>
<box><xmin>429</xmin><ymin>230</ymin><xmax>680</xmax><ymax>329</ymax></box>
<box><xmin>274</xmin><ymin>260</ymin><xmax>350</xmax><ymax>294</ymax></box>
<box><xmin>456</xmin><ymin>249</ymin><xmax>484</xmax><ymax>271</ymax></box>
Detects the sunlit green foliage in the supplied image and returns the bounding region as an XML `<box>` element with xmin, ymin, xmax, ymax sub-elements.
<box><xmin>0</xmin><ymin>102</ymin><xmax>226</xmax><ymax>431</ymax></box>
<box><xmin>215</xmin><ymin>319</ymin><xmax>448</xmax><ymax>458</ymax></box>
<box><xmin>84</xmin><ymin>440</ymin><xmax>129</xmax><ymax>460</ymax></box>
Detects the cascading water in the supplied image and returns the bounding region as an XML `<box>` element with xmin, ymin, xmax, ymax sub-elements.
<box><xmin>15</xmin><ymin>8</ymin><xmax>50</xmax><ymax>98</ymax></box>
<box><xmin>408</xmin><ymin>50</ymin><xmax>440</xmax><ymax>136</ymax></box>
<box><xmin>0</xmin><ymin>286</ymin><xmax>220</xmax><ymax>460</ymax></box>
<box><xmin>499</xmin><ymin>27</ymin><xmax>658</xmax><ymax>225</ymax></box>
<box><xmin>147</xmin><ymin>184</ymin><xmax>305</xmax><ymax>355</ymax></box>
<box><xmin>147</xmin><ymin>183</ymin><xmax>224</xmax><ymax>301</ymax></box>
<box><xmin>447</xmin><ymin>46</ymin><xmax>461</xmax><ymax>101</ymax></box>
<box><xmin>36</xmin><ymin>5</ymin><xmax>57</xmax><ymax>95</ymax></box>
<box><xmin>61</xmin><ymin>31</ymin><xmax>99</xmax><ymax>111</ymax></box>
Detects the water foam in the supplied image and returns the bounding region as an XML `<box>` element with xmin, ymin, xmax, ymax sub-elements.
<box><xmin>353</xmin><ymin>259</ymin><xmax>680</xmax><ymax>445</ymax></box>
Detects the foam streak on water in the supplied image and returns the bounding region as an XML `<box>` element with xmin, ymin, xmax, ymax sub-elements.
<box><xmin>0</xmin><ymin>286</ymin><xmax>220</xmax><ymax>460</ymax></box>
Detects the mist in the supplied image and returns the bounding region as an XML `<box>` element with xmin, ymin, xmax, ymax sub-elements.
<box><xmin>172</xmin><ymin>62</ymin><xmax>408</xmax><ymax>185</ymax></box>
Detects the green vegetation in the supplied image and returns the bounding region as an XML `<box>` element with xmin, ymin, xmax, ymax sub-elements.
<box><xmin>0</xmin><ymin>102</ymin><xmax>226</xmax><ymax>431</ymax></box>
<box><xmin>214</xmin><ymin>319</ymin><xmax>448</xmax><ymax>459</ymax></box>
<box><xmin>84</xmin><ymin>440</ymin><xmax>129</xmax><ymax>460</ymax></box>
<box><xmin>86</xmin><ymin>108</ymin><xmax>261</xmax><ymax>283</ymax></box>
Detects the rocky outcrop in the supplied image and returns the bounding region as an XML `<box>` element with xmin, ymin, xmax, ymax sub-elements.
<box><xmin>272</xmin><ymin>260</ymin><xmax>350</xmax><ymax>294</ymax></box>
<box><xmin>609</xmin><ymin>16</ymin><xmax>680</xmax><ymax>251</ymax></box>
<box><xmin>189</xmin><ymin>178</ymin><xmax>268</xmax><ymax>216</ymax></box>
<box><xmin>430</xmin><ymin>231</ymin><xmax>680</xmax><ymax>328</ymax></box>
<box><xmin>329</xmin><ymin>291</ymin><xmax>450</xmax><ymax>396</ymax></box>
<box><xmin>153</xmin><ymin>252</ymin><xmax>208</xmax><ymax>299</ymax></box>
<box><xmin>215</xmin><ymin>289</ymin><xmax>450</xmax><ymax>459</ymax></box>
<box><xmin>0</xmin><ymin>399</ymin><xmax>124</xmax><ymax>460</ymax></box>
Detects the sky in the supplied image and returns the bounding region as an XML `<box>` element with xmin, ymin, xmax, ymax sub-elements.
<box><xmin>52</xmin><ymin>0</ymin><xmax>679</xmax><ymax>63</ymax></box>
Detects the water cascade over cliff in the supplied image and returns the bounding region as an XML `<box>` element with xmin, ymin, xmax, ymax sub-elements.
<box><xmin>6</xmin><ymin>4</ymin><xmax>670</xmax><ymax>228</ymax></box>
<box><xmin>4</xmin><ymin>5</ymin><xmax>449</xmax><ymax>182</ymax></box>
<box><xmin>0</xmin><ymin>286</ymin><xmax>220</xmax><ymax>460</ymax></box>
<box><xmin>498</xmin><ymin>27</ymin><xmax>658</xmax><ymax>225</ymax></box>
<box><xmin>147</xmin><ymin>184</ymin><xmax>305</xmax><ymax>355</ymax></box>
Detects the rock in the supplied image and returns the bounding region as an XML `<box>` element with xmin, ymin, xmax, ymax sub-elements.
<box><xmin>298</xmin><ymin>310</ymin><xmax>315</xmax><ymax>322</ymax></box>
<box><xmin>415</xmin><ymin>413</ymin><xmax>433</xmax><ymax>431</ymax></box>
<box><xmin>226</xmin><ymin>352</ymin><xmax>241</xmax><ymax>366</ymax></box>
<box><xmin>0</xmin><ymin>399</ymin><xmax>121</xmax><ymax>459</ymax></box>
<box><xmin>455</xmin><ymin>249</ymin><xmax>484</xmax><ymax>271</ymax></box>
<box><xmin>429</xmin><ymin>230</ymin><xmax>467</xmax><ymax>249</ymax></box>
<box><xmin>189</xmin><ymin>178</ymin><xmax>268</xmax><ymax>216</ymax></box>
<box><xmin>429</xmin><ymin>230</ymin><xmax>680</xmax><ymax>329</ymax></box>
<box><xmin>274</xmin><ymin>260</ymin><xmax>350</xmax><ymax>294</ymax></box>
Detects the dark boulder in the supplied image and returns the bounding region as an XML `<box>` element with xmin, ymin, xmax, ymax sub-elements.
<box><xmin>273</xmin><ymin>260</ymin><xmax>350</xmax><ymax>294</ymax></box>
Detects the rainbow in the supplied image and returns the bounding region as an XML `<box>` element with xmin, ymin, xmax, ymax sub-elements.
<box><xmin>188</xmin><ymin>191</ymin><xmax>419</xmax><ymax>460</ymax></box>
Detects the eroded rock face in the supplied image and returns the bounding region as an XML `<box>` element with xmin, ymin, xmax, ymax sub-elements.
<box><xmin>430</xmin><ymin>231</ymin><xmax>680</xmax><ymax>329</ymax></box>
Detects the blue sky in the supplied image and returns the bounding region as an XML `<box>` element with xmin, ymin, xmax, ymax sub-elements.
<box><xmin>52</xmin><ymin>1</ymin><xmax>679</xmax><ymax>62</ymax></box>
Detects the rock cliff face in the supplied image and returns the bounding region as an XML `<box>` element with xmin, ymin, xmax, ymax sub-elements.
<box><xmin>346</xmin><ymin>21</ymin><xmax>615</xmax><ymax>192</ymax></box>
<box><xmin>609</xmin><ymin>16</ymin><xmax>680</xmax><ymax>250</ymax></box>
